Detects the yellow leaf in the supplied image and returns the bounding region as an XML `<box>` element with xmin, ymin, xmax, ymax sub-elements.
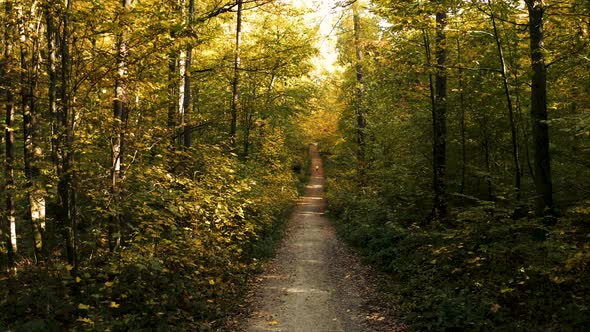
<box><xmin>66</xmin><ymin>264</ymin><xmax>74</xmax><ymax>271</ymax></box>
<box><xmin>467</xmin><ymin>257</ymin><xmax>481</xmax><ymax>264</ymax></box>
<box><xmin>77</xmin><ymin>317</ymin><xmax>94</xmax><ymax>325</ymax></box>
<box><xmin>269</xmin><ymin>320</ymin><xmax>279</xmax><ymax>326</ymax></box>
<box><xmin>110</xmin><ymin>301</ymin><xmax>120</xmax><ymax>308</ymax></box>
<box><xmin>105</xmin><ymin>281</ymin><xmax>114</xmax><ymax>287</ymax></box>
<box><xmin>78</xmin><ymin>303</ymin><xmax>91</xmax><ymax>310</ymax></box>
<box><xmin>75</xmin><ymin>277</ymin><xmax>81</xmax><ymax>283</ymax></box>
<box><xmin>208</xmin><ymin>279</ymin><xmax>215</xmax><ymax>285</ymax></box>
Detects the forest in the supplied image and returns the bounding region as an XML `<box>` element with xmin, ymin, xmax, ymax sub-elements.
<box><xmin>1</xmin><ymin>0</ymin><xmax>589</xmax><ymax>330</ymax></box>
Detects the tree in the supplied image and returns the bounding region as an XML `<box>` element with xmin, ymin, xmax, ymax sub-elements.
<box><xmin>181</xmin><ymin>0</ymin><xmax>195</xmax><ymax>148</ymax></box>
<box><xmin>3</xmin><ymin>0</ymin><xmax>17</xmax><ymax>267</ymax></box>
<box><xmin>488</xmin><ymin>0</ymin><xmax>522</xmax><ymax>200</ymax></box>
<box><xmin>230</xmin><ymin>0</ymin><xmax>243</xmax><ymax>148</ymax></box>
<box><xmin>110</xmin><ymin>0</ymin><xmax>133</xmax><ymax>253</ymax></box>
<box><xmin>525</xmin><ymin>0</ymin><xmax>553</xmax><ymax>215</ymax></box>
<box><xmin>20</xmin><ymin>0</ymin><xmax>46</xmax><ymax>262</ymax></box>
<box><xmin>352</xmin><ymin>1</ymin><xmax>367</xmax><ymax>185</ymax></box>
<box><xmin>56</xmin><ymin>0</ymin><xmax>77</xmax><ymax>272</ymax></box>
<box><xmin>432</xmin><ymin>0</ymin><xmax>448</xmax><ymax>219</ymax></box>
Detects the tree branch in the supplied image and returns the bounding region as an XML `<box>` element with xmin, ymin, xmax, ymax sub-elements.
<box><xmin>198</xmin><ymin>0</ymin><xmax>273</xmax><ymax>23</ymax></box>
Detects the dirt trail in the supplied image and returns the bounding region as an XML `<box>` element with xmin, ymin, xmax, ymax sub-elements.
<box><xmin>240</xmin><ymin>145</ymin><xmax>404</xmax><ymax>332</ymax></box>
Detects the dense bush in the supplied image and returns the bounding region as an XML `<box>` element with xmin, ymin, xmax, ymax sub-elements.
<box><xmin>328</xmin><ymin>177</ymin><xmax>590</xmax><ymax>331</ymax></box>
<box><xmin>0</xmin><ymin>137</ymin><xmax>302</xmax><ymax>330</ymax></box>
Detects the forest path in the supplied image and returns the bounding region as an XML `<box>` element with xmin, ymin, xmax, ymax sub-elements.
<box><xmin>238</xmin><ymin>145</ymin><xmax>404</xmax><ymax>332</ymax></box>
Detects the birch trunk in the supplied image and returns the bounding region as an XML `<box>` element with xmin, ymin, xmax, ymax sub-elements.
<box><xmin>3</xmin><ymin>0</ymin><xmax>18</xmax><ymax>266</ymax></box>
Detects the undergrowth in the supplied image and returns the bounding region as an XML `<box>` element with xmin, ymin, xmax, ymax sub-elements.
<box><xmin>328</xmin><ymin>182</ymin><xmax>590</xmax><ymax>331</ymax></box>
<box><xmin>0</xmin><ymin>141</ymin><xmax>308</xmax><ymax>331</ymax></box>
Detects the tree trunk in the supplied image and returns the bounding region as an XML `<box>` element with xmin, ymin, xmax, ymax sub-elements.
<box><xmin>20</xmin><ymin>2</ymin><xmax>46</xmax><ymax>264</ymax></box>
<box><xmin>432</xmin><ymin>6</ymin><xmax>448</xmax><ymax>219</ymax></box>
<box><xmin>5</xmin><ymin>87</ymin><xmax>17</xmax><ymax>267</ymax></box>
<box><xmin>456</xmin><ymin>29</ymin><xmax>466</xmax><ymax>195</ymax></box>
<box><xmin>3</xmin><ymin>0</ymin><xmax>18</xmax><ymax>266</ymax></box>
<box><xmin>110</xmin><ymin>0</ymin><xmax>132</xmax><ymax>252</ymax></box>
<box><xmin>482</xmin><ymin>116</ymin><xmax>493</xmax><ymax>199</ymax></box>
<box><xmin>500</xmin><ymin>9</ymin><xmax>532</xmax><ymax>186</ymax></box>
<box><xmin>58</xmin><ymin>0</ymin><xmax>77</xmax><ymax>274</ymax></box>
<box><xmin>525</xmin><ymin>0</ymin><xmax>553</xmax><ymax>215</ymax></box>
<box><xmin>242</xmin><ymin>84</ymin><xmax>256</xmax><ymax>158</ymax></box>
<box><xmin>177</xmin><ymin>29</ymin><xmax>186</xmax><ymax>146</ymax></box>
<box><xmin>181</xmin><ymin>0</ymin><xmax>194</xmax><ymax>148</ymax></box>
<box><xmin>181</xmin><ymin>46</ymin><xmax>192</xmax><ymax>148</ymax></box>
<box><xmin>489</xmin><ymin>0</ymin><xmax>521</xmax><ymax>200</ymax></box>
<box><xmin>421</xmin><ymin>29</ymin><xmax>436</xmax><ymax>129</ymax></box>
<box><xmin>44</xmin><ymin>3</ymin><xmax>60</xmax><ymax>255</ymax></box>
<box><xmin>167</xmin><ymin>50</ymin><xmax>177</xmax><ymax>145</ymax></box>
<box><xmin>352</xmin><ymin>2</ymin><xmax>366</xmax><ymax>185</ymax></box>
<box><xmin>230</xmin><ymin>0</ymin><xmax>243</xmax><ymax>148</ymax></box>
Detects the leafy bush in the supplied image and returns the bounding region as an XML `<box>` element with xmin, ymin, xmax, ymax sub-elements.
<box><xmin>1</xmin><ymin>135</ymin><xmax>301</xmax><ymax>330</ymax></box>
<box><xmin>328</xmin><ymin>181</ymin><xmax>590</xmax><ymax>331</ymax></box>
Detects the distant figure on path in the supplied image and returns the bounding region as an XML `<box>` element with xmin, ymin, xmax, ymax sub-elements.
<box><xmin>315</xmin><ymin>165</ymin><xmax>319</xmax><ymax>172</ymax></box>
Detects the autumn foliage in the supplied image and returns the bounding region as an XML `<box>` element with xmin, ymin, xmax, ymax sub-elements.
<box><xmin>0</xmin><ymin>0</ymin><xmax>315</xmax><ymax>330</ymax></box>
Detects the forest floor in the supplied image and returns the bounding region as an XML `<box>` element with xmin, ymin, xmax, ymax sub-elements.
<box><xmin>229</xmin><ymin>146</ymin><xmax>406</xmax><ymax>332</ymax></box>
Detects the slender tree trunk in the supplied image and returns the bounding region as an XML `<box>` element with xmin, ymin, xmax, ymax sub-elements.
<box><xmin>3</xmin><ymin>0</ymin><xmax>18</xmax><ymax>267</ymax></box>
<box><xmin>500</xmin><ymin>8</ymin><xmax>530</xmax><ymax>190</ymax></box>
<box><xmin>456</xmin><ymin>29</ymin><xmax>467</xmax><ymax>195</ymax></box>
<box><xmin>58</xmin><ymin>0</ymin><xmax>77</xmax><ymax>274</ymax></box>
<box><xmin>482</xmin><ymin>116</ymin><xmax>493</xmax><ymax>199</ymax></box>
<box><xmin>165</xmin><ymin>2</ymin><xmax>179</xmax><ymax>145</ymax></box>
<box><xmin>352</xmin><ymin>2</ymin><xmax>366</xmax><ymax>185</ymax></box>
<box><xmin>499</xmin><ymin>7</ymin><xmax>532</xmax><ymax>183</ymax></box>
<box><xmin>514</xmin><ymin>71</ymin><xmax>533</xmax><ymax>181</ymax></box>
<box><xmin>422</xmin><ymin>29</ymin><xmax>436</xmax><ymax>125</ymax></box>
<box><xmin>432</xmin><ymin>6</ymin><xmax>448</xmax><ymax>219</ymax></box>
<box><xmin>489</xmin><ymin>0</ymin><xmax>521</xmax><ymax>200</ymax></box>
<box><xmin>46</xmin><ymin>4</ymin><xmax>59</xmax><ymax>174</ymax></box>
<box><xmin>20</xmin><ymin>2</ymin><xmax>46</xmax><ymax>264</ymax></box>
<box><xmin>110</xmin><ymin>0</ymin><xmax>132</xmax><ymax>252</ymax></box>
<box><xmin>230</xmin><ymin>0</ymin><xmax>243</xmax><ymax>148</ymax></box>
<box><xmin>181</xmin><ymin>0</ymin><xmax>194</xmax><ymax>148</ymax></box>
<box><xmin>177</xmin><ymin>18</ymin><xmax>186</xmax><ymax>146</ymax></box>
<box><xmin>5</xmin><ymin>90</ymin><xmax>17</xmax><ymax>267</ymax></box>
<box><xmin>181</xmin><ymin>46</ymin><xmax>192</xmax><ymax>148</ymax></box>
<box><xmin>242</xmin><ymin>84</ymin><xmax>256</xmax><ymax>158</ymax></box>
<box><xmin>44</xmin><ymin>2</ymin><xmax>59</xmax><ymax>254</ymax></box>
<box><xmin>167</xmin><ymin>51</ymin><xmax>177</xmax><ymax>145</ymax></box>
<box><xmin>525</xmin><ymin>0</ymin><xmax>553</xmax><ymax>215</ymax></box>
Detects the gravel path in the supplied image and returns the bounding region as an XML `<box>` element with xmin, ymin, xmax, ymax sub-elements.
<box><xmin>238</xmin><ymin>145</ymin><xmax>406</xmax><ymax>332</ymax></box>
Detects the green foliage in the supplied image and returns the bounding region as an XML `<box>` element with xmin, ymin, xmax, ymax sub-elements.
<box><xmin>325</xmin><ymin>1</ymin><xmax>590</xmax><ymax>328</ymax></box>
<box><xmin>329</xmin><ymin>191</ymin><xmax>590</xmax><ymax>330</ymax></box>
<box><xmin>1</xmin><ymin>137</ymin><xmax>300</xmax><ymax>330</ymax></box>
<box><xmin>1</xmin><ymin>0</ymin><xmax>315</xmax><ymax>329</ymax></box>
